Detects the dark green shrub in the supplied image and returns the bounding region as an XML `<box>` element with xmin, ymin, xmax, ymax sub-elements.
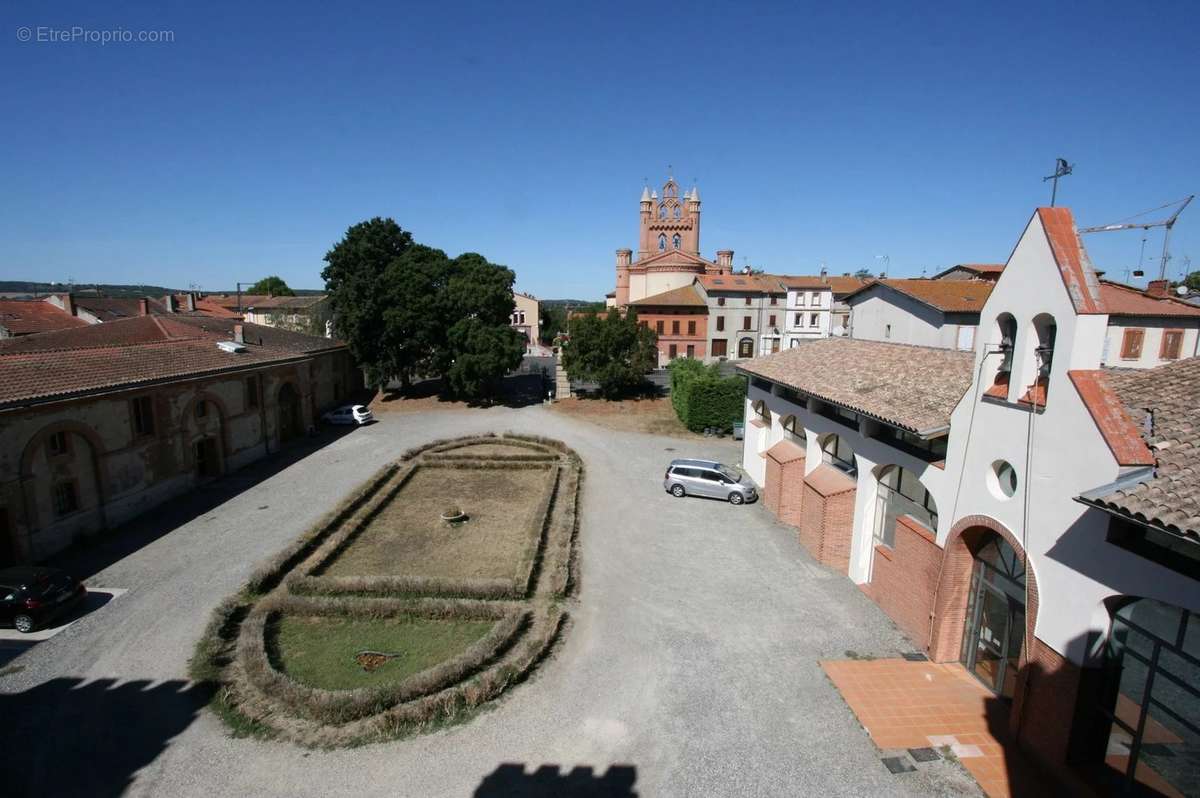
<box><xmin>667</xmin><ymin>359</ymin><xmax>746</xmax><ymax>432</ymax></box>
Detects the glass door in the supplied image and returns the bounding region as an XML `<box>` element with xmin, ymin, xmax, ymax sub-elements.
<box><xmin>963</xmin><ymin>547</ymin><xmax>1026</xmax><ymax>700</ymax></box>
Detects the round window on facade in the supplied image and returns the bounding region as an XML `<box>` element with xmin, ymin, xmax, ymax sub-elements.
<box><xmin>989</xmin><ymin>460</ymin><xmax>1018</xmax><ymax>499</ymax></box>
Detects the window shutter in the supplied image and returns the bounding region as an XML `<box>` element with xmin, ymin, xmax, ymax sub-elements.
<box><xmin>1121</xmin><ymin>329</ymin><xmax>1144</xmax><ymax>359</ymax></box>
<box><xmin>1160</xmin><ymin>330</ymin><xmax>1183</xmax><ymax>360</ymax></box>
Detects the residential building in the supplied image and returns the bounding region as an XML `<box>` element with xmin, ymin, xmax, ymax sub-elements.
<box><xmin>0</xmin><ymin>299</ymin><xmax>89</xmax><ymax>338</ymax></box>
<box><xmin>0</xmin><ymin>315</ymin><xmax>361</xmax><ymax>566</ymax></box>
<box><xmin>694</xmin><ymin>274</ymin><xmax>784</xmax><ymax>360</ymax></box>
<box><xmin>782</xmin><ymin>278</ymin><xmax>835</xmax><ymax>345</ymax></box>
<box><xmin>628</xmin><ymin>284</ymin><xmax>707</xmax><ymax>366</ymax></box>
<box><xmin>510</xmin><ymin>292</ymin><xmax>540</xmax><ymax>349</ymax></box>
<box><xmin>737</xmin><ymin>206</ymin><xmax>1198</xmax><ymax>796</ymax></box>
<box><xmin>614</xmin><ymin>176</ymin><xmax>734</xmax><ymax>306</ymax></box>
<box><xmin>846</xmin><ymin>276</ymin><xmax>1200</xmax><ymax>364</ymax></box>
<box><xmin>844</xmin><ymin>279</ymin><xmax>992</xmax><ymax>351</ymax></box>
<box><xmin>204</xmin><ymin>294</ymin><xmax>331</xmax><ymax>335</ymax></box>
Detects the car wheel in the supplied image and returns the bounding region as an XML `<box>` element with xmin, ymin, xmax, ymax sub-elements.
<box><xmin>728</xmin><ymin>492</ymin><xmax>744</xmax><ymax>505</ymax></box>
<box><xmin>14</xmin><ymin>614</ymin><xmax>36</xmax><ymax>634</ymax></box>
<box><xmin>671</xmin><ymin>484</ymin><xmax>686</xmax><ymax>498</ymax></box>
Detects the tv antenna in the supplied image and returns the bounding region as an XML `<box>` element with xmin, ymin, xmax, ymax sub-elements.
<box><xmin>1042</xmin><ymin>158</ymin><xmax>1073</xmax><ymax>207</ymax></box>
<box><xmin>1079</xmin><ymin>195</ymin><xmax>1194</xmax><ymax>281</ymax></box>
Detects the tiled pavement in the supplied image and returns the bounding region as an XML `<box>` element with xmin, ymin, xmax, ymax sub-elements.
<box><xmin>821</xmin><ymin>658</ymin><xmax>1051</xmax><ymax>798</ymax></box>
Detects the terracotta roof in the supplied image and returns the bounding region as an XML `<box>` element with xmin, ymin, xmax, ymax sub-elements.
<box><xmin>843</xmin><ymin>279</ymin><xmax>993</xmax><ymax>313</ymax></box>
<box><xmin>736</xmin><ymin>338</ymin><xmax>973</xmax><ymax>434</ymax></box>
<box><xmin>1097</xmin><ymin>281</ymin><xmax>1200</xmax><ymax>318</ymax></box>
<box><xmin>0</xmin><ymin>315</ymin><xmax>345</xmax><ymax>408</ymax></box>
<box><xmin>1068</xmin><ymin>371</ymin><xmax>1155</xmax><ymax>467</ymax></box>
<box><xmin>205</xmin><ymin>294</ymin><xmax>326</xmax><ymax>310</ymax></box>
<box><xmin>804</xmin><ymin>464</ymin><xmax>857</xmax><ymax>496</ymax></box>
<box><xmin>695</xmin><ymin>274</ymin><xmax>783</xmax><ymax>293</ymax></box>
<box><xmin>73</xmin><ymin>296</ymin><xmax>167</xmax><ymax>320</ymax></box>
<box><xmin>931</xmin><ymin>264</ymin><xmax>1005</xmax><ymax>279</ymax></box>
<box><xmin>779</xmin><ymin>275</ymin><xmax>866</xmax><ymax>295</ymax></box>
<box><xmin>1037</xmin><ymin>207</ymin><xmax>1105</xmax><ymax>315</ymax></box>
<box><xmin>629</xmin><ymin>284</ymin><xmax>707</xmax><ymax>307</ymax></box>
<box><xmin>1080</xmin><ymin>358</ymin><xmax>1200</xmax><ymax>540</ymax></box>
<box><xmin>765</xmin><ymin>439</ymin><xmax>806</xmax><ymax>464</ymax></box>
<box><xmin>0</xmin><ymin>300</ymin><xmax>89</xmax><ymax>335</ymax></box>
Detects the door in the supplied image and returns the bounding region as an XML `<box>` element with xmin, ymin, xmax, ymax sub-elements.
<box><xmin>686</xmin><ymin>344</ymin><xmax>695</xmax><ymax>359</ymax></box>
<box><xmin>964</xmin><ymin>565</ymin><xmax>1025</xmax><ymax>699</ymax></box>
<box><xmin>0</xmin><ymin>508</ymin><xmax>13</xmax><ymax>568</ymax></box>
<box><xmin>738</xmin><ymin>338</ymin><xmax>754</xmax><ymax>358</ymax></box>
<box><xmin>770</xmin><ymin>338</ymin><xmax>781</xmax><ymax>353</ymax></box>
<box><xmin>194</xmin><ymin>438</ymin><xmax>221</xmax><ymax>479</ymax></box>
<box><xmin>696</xmin><ymin>469</ymin><xmax>725</xmax><ymax>498</ymax></box>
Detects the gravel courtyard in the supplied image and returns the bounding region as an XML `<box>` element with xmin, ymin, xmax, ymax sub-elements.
<box><xmin>0</xmin><ymin>404</ymin><xmax>977</xmax><ymax>797</ymax></box>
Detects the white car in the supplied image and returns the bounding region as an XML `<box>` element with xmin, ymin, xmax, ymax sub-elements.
<box><xmin>321</xmin><ymin>404</ymin><xmax>374</xmax><ymax>426</ymax></box>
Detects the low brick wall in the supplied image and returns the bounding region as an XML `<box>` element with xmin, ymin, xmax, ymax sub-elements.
<box><xmin>864</xmin><ymin>514</ymin><xmax>941</xmax><ymax>650</ymax></box>
<box><xmin>763</xmin><ymin>440</ymin><xmax>806</xmax><ymax>526</ymax></box>
<box><xmin>797</xmin><ymin>465</ymin><xmax>856</xmax><ymax>573</ymax></box>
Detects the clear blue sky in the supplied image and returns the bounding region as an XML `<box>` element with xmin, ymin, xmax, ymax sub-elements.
<box><xmin>2</xmin><ymin>1</ymin><xmax>1197</xmax><ymax>298</ymax></box>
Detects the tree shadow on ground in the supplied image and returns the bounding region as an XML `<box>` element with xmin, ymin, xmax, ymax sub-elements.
<box><xmin>44</xmin><ymin>425</ymin><xmax>359</xmax><ymax>582</ymax></box>
<box><xmin>474</xmin><ymin>763</ymin><xmax>638</xmax><ymax>797</ymax></box>
<box><xmin>0</xmin><ymin>676</ymin><xmax>215</xmax><ymax>798</ymax></box>
<box><xmin>379</xmin><ymin>373</ymin><xmax>549</xmax><ymax>409</ymax></box>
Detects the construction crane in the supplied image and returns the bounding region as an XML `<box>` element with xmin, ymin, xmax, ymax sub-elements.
<box><xmin>1079</xmin><ymin>195</ymin><xmax>1194</xmax><ymax>281</ymax></box>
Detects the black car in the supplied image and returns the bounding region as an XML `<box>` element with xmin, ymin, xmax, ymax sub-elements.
<box><xmin>0</xmin><ymin>566</ymin><xmax>87</xmax><ymax>633</ymax></box>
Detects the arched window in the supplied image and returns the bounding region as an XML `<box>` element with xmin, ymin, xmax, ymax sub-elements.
<box><xmin>821</xmin><ymin>434</ymin><xmax>856</xmax><ymax>476</ymax></box>
<box><xmin>1098</xmin><ymin>597</ymin><xmax>1197</xmax><ymax>795</ymax></box>
<box><xmin>672</xmin><ymin>234</ymin><xmax>681</xmax><ymax>250</ymax></box>
<box><xmin>659</xmin><ymin>205</ymin><xmax>667</xmax><ymax>220</ymax></box>
<box><xmin>674</xmin><ymin>205</ymin><xmax>681</xmax><ymax>219</ymax></box>
<box><xmin>1020</xmin><ymin>313</ymin><xmax>1056</xmax><ymax>406</ymax></box>
<box><xmin>984</xmin><ymin>313</ymin><xmax>1018</xmax><ymax>400</ymax></box>
<box><xmin>873</xmin><ymin>465</ymin><xmax>937</xmax><ymax>547</ymax></box>
<box><xmin>996</xmin><ymin>313</ymin><xmax>1017</xmax><ymax>375</ymax></box>
<box><xmin>751</xmin><ymin>400</ymin><xmax>770</xmax><ymax>422</ymax></box>
<box><xmin>658</xmin><ymin>234</ymin><xmax>667</xmax><ymax>252</ymax></box>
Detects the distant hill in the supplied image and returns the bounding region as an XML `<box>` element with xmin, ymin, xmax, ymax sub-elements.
<box><xmin>540</xmin><ymin>298</ymin><xmax>606</xmax><ymax>310</ymax></box>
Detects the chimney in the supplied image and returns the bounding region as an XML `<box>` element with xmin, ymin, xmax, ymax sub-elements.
<box><xmin>63</xmin><ymin>292</ymin><xmax>76</xmax><ymax>316</ymax></box>
<box><xmin>186</xmin><ymin>293</ymin><xmax>196</xmax><ymax>312</ymax></box>
<box><xmin>163</xmin><ymin>295</ymin><xmax>175</xmax><ymax>313</ymax></box>
<box><xmin>233</xmin><ymin>323</ymin><xmax>245</xmax><ymax>344</ymax></box>
<box><xmin>138</xmin><ymin>298</ymin><xmax>149</xmax><ymax>316</ymax></box>
<box><xmin>1146</xmin><ymin>279</ymin><xmax>1169</xmax><ymax>298</ymax></box>
<box><xmin>716</xmin><ymin>250</ymin><xmax>733</xmax><ymax>269</ymax></box>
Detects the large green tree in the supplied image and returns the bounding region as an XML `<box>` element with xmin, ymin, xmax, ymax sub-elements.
<box><xmin>562</xmin><ymin>308</ymin><xmax>658</xmax><ymax>398</ymax></box>
<box><xmin>322</xmin><ymin>218</ymin><xmax>415</xmax><ymax>388</ymax></box>
<box><xmin>322</xmin><ymin>219</ymin><xmax>524</xmax><ymax>398</ymax></box>
<box><xmin>248</xmin><ymin>275</ymin><xmax>295</xmax><ymax>296</ymax></box>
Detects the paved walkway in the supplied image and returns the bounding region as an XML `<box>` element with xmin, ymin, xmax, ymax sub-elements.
<box><xmin>822</xmin><ymin>658</ymin><xmax>1051</xmax><ymax>797</ymax></box>
<box><xmin>1</xmin><ymin>405</ymin><xmax>977</xmax><ymax>797</ymax></box>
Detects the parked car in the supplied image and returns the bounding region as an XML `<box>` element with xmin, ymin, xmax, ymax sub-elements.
<box><xmin>663</xmin><ymin>458</ymin><xmax>757</xmax><ymax>505</ymax></box>
<box><xmin>0</xmin><ymin>566</ymin><xmax>87</xmax><ymax>633</ymax></box>
<box><xmin>321</xmin><ymin>404</ymin><xmax>374</xmax><ymax>425</ymax></box>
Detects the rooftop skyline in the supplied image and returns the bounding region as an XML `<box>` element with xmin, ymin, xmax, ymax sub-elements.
<box><xmin>2</xmin><ymin>0</ymin><xmax>1197</xmax><ymax>298</ymax></box>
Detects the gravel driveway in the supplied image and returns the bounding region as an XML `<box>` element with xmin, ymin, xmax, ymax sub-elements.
<box><xmin>0</xmin><ymin>405</ymin><xmax>976</xmax><ymax>797</ymax></box>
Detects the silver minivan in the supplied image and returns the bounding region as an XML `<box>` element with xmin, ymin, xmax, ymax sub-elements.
<box><xmin>663</xmin><ymin>459</ymin><xmax>757</xmax><ymax>505</ymax></box>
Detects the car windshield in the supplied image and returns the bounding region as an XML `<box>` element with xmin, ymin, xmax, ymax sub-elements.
<box><xmin>718</xmin><ymin>466</ymin><xmax>741</xmax><ymax>482</ymax></box>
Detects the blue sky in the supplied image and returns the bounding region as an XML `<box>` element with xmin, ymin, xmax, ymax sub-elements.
<box><xmin>2</xmin><ymin>1</ymin><xmax>1197</xmax><ymax>298</ymax></box>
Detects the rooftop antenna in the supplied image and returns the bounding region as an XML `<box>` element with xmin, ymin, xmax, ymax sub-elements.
<box><xmin>1080</xmin><ymin>195</ymin><xmax>1194</xmax><ymax>281</ymax></box>
<box><xmin>1042</xmin><ymin>158</ymin><xmax>1074</xmax><ymax>207</ymax></box>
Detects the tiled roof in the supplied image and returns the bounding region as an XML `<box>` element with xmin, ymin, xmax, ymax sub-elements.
<box><xmin>1038</xmin><ymin>207</ymin><xmax>1105</xmax><ymax>315</ymax></box>
<box><xmin>736</xmin><ymin>338</ymin><xmax>974</xmax><ymax>434</ymax></box>
<box><xmin>695</xmin><ymin>274</ymin><xmax>783</xmax><ymax>294</ymax></box>
<box><xmin>931</xmin><ymin>264</ymin><xmax>1005</xmax><ymax>279</ymax></box>
<box><xmin>779</xmin><ymin>275</ymin><xmax>866</xmax><ymax>295</ymax></box>
<box><xmin>1097</xmin><ymin>281</ymin><xmax>1200</xmax><ymax>318</ymax></box>
<box><xmin>73</xmin><ymin>296</ymin><xmax>167</xmax><ymax>320</ymax></box>
<box><xmin>0</xmin><ymin>300</ymin><xmax>89</xmax><ymax>335</ymax></box>
<box><xmin>843</xmin><ymin>279</ymin><xmax>993</xmax><ymax>313</ymax></box>
<box><xmin>1082</xmin><ymin>358</ymin><xmax>1200</xmax><ymax>539</ymax></box>
<box><xmin>629</xmin><ymin>284</ymin><xmax>707</xmax><ymax>307</ymax></box>
<box><xmin>206</xmin><ymin>294</ymin><xmax>326</xmax><ymax>310</ymax></box>
<box><xmin>1068</xmin><ymin>371</ymin><xmax>1155</xmax><ymax>467</ymax></box>
<box><xmin>0</xmin><ymin>315</ymin><xmax>345</xmax><ymax>408</ymax></box>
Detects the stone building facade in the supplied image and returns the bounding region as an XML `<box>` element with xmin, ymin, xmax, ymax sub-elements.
<box><xmin>0</xmin><ymin>315</ymin><xmax>361</xmax><ymax>566</ymax></box>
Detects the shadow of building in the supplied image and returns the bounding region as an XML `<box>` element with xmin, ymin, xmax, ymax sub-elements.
<box><xmin>474</xmin><ymin>763</ymin><xmax>638</xmax><ymax>797</ymax></box>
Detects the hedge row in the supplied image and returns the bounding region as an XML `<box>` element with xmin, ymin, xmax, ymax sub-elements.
<box><xmin>238</xmin><ymin>596</ymin><xmax>528</xmax><ymax>725</ymax></box>
<box><xmin>667</xmin><ymin>359</ymin><xmax>747</xmax><ymax>433</ymax></box>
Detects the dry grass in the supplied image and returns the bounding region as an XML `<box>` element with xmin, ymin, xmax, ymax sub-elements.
<box><xmin>548</xmin><ymin>396</ymin><xmax>703</xmax><ymax>438</ymax></box>
<box><xmin>321</xmin><ymin>466</ymin><xmax>555</xmax><ymax>582</ymax></box>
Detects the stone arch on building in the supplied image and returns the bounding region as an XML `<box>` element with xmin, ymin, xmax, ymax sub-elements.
<box><xmin>277</xmin><ymin>380</ymin><xmax>304</xmax><ymax>444</ymax></box>
<box><xmin>181</xmin><ymin>391</ymin><xmax>231</xmax><ymax>480</ymax></box>
<box><xmin>17</xmin><ymin>419</ymin><xmax>109</xmax><ymax>539</ymax></box>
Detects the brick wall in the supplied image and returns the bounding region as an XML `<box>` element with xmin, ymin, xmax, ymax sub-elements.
<box><xmin>865</xmin><ymin>514</ymin><xmax>942</xmax><ymax>649</ymax></box>
<box><xmin>796</xmin><ymin>465</ymin><xmax>856</xmax><ymax>573</ymax></box>
<box><xmin>763</xmin><ymin>441</ymin><xmax>805</xmax><ymax>526</ymax></box>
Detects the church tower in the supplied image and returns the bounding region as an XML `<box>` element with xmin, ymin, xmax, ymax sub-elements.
<box><xmin>638</xmin><ymin>177</ymin><xmax>700</xmax><ymax>259</ymax></box>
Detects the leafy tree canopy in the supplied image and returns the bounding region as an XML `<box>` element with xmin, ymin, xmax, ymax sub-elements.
<box><xmin>248</xmin><ymin>275</ymin><xmax>295</xmax><ymax>296</ymax></box>
<box><xmin>322</xmin><ymin>218</ymin><xmax>523</xmax><ymax>398</ymax></box>
<box><xmin>562</xmin><ymin>308</ymin><xmax>658</xmax><ymax>398</ymax></box>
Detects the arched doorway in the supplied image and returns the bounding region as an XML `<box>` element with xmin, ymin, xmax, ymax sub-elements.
<box><xmin>0</xmin><ymin>507</ymin><xmax>14</xmax><ymax>568</ymax></box>
<box><xmin>277</xmin><ymin>382</ymin><xmax>303</xmax><ymax>443</ymax></box>
<box><xmin>960</xmin><ymin>535</ymin><xmax>1027</xmax><ymax>699</ymax></box>
<box><xmin>1095</xmin><ymin>597</ymin><xmax>1197</xmax><ymax>796</ymax></box>
<box><xmin>738</xmin><ymin>337</ymin><xmax>754</xmax><ymax>358</ymax></box>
